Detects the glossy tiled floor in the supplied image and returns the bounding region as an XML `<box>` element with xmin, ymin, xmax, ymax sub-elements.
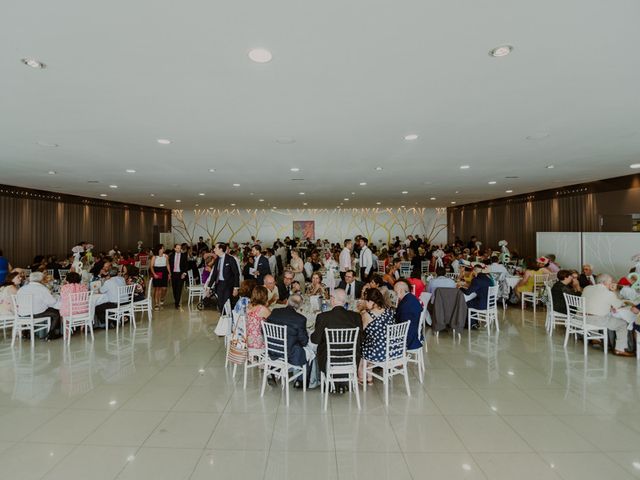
<box><xmin>1</xmin><ymin>306</ymin><xmax>639</xmax><ymax>479</ymax></box>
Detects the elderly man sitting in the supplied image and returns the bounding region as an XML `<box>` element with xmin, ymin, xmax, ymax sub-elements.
<box><xmin>17</xmin><ymin>271</ymin><xmax>62</xmax><ymax>340</ymax></box>
<box><xmin>581</xmin><ymin>274</ymin><xmax>633</xmax><ymax>356</ymax></box>
<box><xmin>263</xmin><ymin>274</ymin><xmax>279</xmax><ymax>307</ymax></box>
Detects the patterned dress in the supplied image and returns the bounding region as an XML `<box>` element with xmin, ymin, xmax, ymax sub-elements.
<box><xmin>362</xmin><ymin>308</ymin><xmax>395</xmax><ymax>362</ymax></box>
<box><xmin>246</xmin><ymin>307</ymin><xmax>267</xmax><ymax>349</ymax></box>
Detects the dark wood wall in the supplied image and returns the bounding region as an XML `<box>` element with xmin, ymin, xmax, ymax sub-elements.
<box><xmin>0</xmin><ymin>185</ymin><xmax>171</xmax><ymax>267</ymax></box>
<box><xmin>447</xmin><ymin>173</ymin><xmax>640</xmax><ymax>259</ymax></box>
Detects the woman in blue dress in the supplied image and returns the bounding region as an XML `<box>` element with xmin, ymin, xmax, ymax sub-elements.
<box><xmin>359</xmin><ymin>287</ymin><xmax>395</xmax><ymax>385</ymax></box>
<box><xmin>0</xmin><ymin>249</ymin><xmax>11</xmax><ymax>285</ymax></box>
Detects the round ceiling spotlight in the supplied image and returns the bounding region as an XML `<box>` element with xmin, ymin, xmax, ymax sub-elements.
<box><xmin>157</xmin><ymin>139</ymin><xmax>172</xmax><ymax>145</ymax></box>
<box><xmin>232</xmin><ymin>183</ymin><xmax>240</xmax><ymax>187</ymax></box>
<box><xmin>546</xmin><ymin>165</ymin><xmax>555</xmax><ymax>169</ymax></box>
<box><xmin>375</xmin><ymin>166</ymin><xmax>383</xmax><ymax>171</ymax></box>
<box><xmin>359</xmin><ymin>182</ymin><xmax>367</xmax><ymax>186</ymax></box>
<box><xmin>404</xmin><ymin>134</ymin><xmax>418</xmax><ymax>141</ymax></box>
<box><xmin>248</xmin><ymin>48</ymin><xmax>273</xmax><ymax>63</ymax></box>
<box><xmin>208</xmin><ymin>168</ymin><xmax>216</xmax><ymax>173</ymax></box>
<box><xmin>630</xmin><ymin>163</ymin><xmax>640</xmax><ymax>169</ymax></box>
<box><xmin>99</xmin><ymin>194</ymin><xmax>107</xmax><ymax>197</ymax></box>
<box><xmin>488</xmin><ymin>181</ymin><xmax>497</xmax><ymax>185</ymax></box>
<box><xmin>290</xmin><ymin>167</ymin><xmax>300</xmax><ymax>172</ymax></box>
<box><xmin>401</xmin><ymin>191</ymin><xmax>408</xmax><ymax>194</ymax></box>
<box><xmin>109</xmin><ymin>185</ymin><xmax>118</xmax><ymax>189</ymax></box>
<box><xmin>505</xmin><ymin>190</ymin><xmax>513</xmax><ymax>193</ymax></box>
<box><xmin>460</xmin><ymin>165</ymin><xmax>470</xmax><ymax>170</ymax></box>
<box><xmin>21</xmin><ymin>58</ymin><xmax>46</xmax><ymax>69</ymax></box>
<box><xmin>125</xmin><ymin>169</ymin><xmax>136</xmax><ymax>173</ymax></box>
<box><xmin>47</xmin><ymin>170</ymin><xmax>57</xmax><ymax>175</ymax></box>
<box><xmin>489</xmin><ymin>45</ymin><xmax>513</xmax><ymax>57</ymax></box>
<box><xmin>430</xmin><ymin>197</ymin><xmax>436</xmax><ymax>200</ymax></box>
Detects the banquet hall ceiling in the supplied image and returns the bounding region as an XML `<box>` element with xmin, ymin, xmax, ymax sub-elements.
<box><xmin>2</xmin><ymin>0</ymin><xmax>640</xmax><ymax>210</ymax></box>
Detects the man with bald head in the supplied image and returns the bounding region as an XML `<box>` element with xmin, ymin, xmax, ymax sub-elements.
<box><xmin>263</xmin><ymin>274</ymin><xmax>279</xmax><ymax>306</ymax></box>
<box><xmin>311</xmin><ymin>289</ymin><xmax>362</xmax><ymax>392</ymax></box>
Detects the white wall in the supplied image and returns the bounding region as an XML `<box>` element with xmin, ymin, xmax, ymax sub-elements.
<box><xmin>582</xmin><ymin>233</ymin><xmax>640</xmax><ymax>280</ymax></box>
<box><xmin>536</xmin><ymin>232</ymin><xmax>582</xmax><ymax>270</ymax></box>
<box><xmin>171</xmin><ymin>207</ymin><xmax>447</xmax><ymax>247</ymax></box>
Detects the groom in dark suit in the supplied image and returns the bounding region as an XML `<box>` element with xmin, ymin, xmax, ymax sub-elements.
<box><xmin>205</xmin><ymin>242</ymin><xmax>240</xmax><ymax>312</ymax></box>
<box><xmin>250</xmin><ymin>244</ymin><xmax>271</xmax><ymax>286</ymax></box>
<box><xmin>169</xmin><ymin>244</ymin><xmax>188</xmax><ymax>309</ymax></box>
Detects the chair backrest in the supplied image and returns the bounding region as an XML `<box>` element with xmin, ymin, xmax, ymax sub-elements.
<box><xmin>545</xmin><ymin>285</ymin><xmax>554</xmax><ymax>311</ymax></box>
<box><xmin>47</xmin><ymin>269</ymin><xmax>55</xmax><ymax>277</ymax></box>
<box><xmin>421</xmin><ymin>260</ymin><xmax>429</xmax><ymax>274</ymax></box>
<box><xmin>487</xmin><ymin>286</ymin><xmax>498</xmax><ymax>311</ymax></box>
<box><xmin>325</xmin><ymin>327</ymin><xmax>359</xmax><ymax>370</ymax></box>
<box><xmin>59</xmin><ymin>269</ymin><xmax>69</xmax><ymax>282</ymax></box>
<box><xmin>262</xmin><ymin>322</ymin><xmax>287</xmax><ymax>363</ymax></box>
<box><xmin>12</xmin><ymin>294</ymin><xmax>33</xmax><ymax>319</ymax></box>
<box><xmin>68</xmin><ymin>291</ymin><xmax>91</xmax><ymax>319</ymax></box>
<box><xmin>386</xmin><ymin>320</ymin><xmax>410</xmax><ymax>361</ymax></box>
<box><xmin>377</xmin><ymin>263</ymin><xmax>386</xmax><ymax>274</ymax></box>
<box><xmin>139</xmin><ymin>255</ymin><xmax>149</xmax><ymax>267</ymax></box>
<box><xmin>419</xmin><ymin>291</ymin><xmax>432</xmax><ymax>306</ymax></box>
<box><xmin>533</xmin><ymin>274</ymin><xmax>549</xmax><ymax>291</ymax></box>
<box><xmin>399</xmin><ymin>261</ymin><xmax>412</xmax><ymax>276</ymax></box>
<box><xmin>145</xmin><ymin>280</ymin><xmax>153</xmax><ymax>299</ymax></box>
<box><xmin>445</xmin><ymin>273</ymin><xmax>458</xmax><ymax>280</ymax></box>
<box><xmin>117</xmin><ymin>285</ymin><xmax>136</xmax><ymax>307</ymax></box>
<box><xmin>563</xmin><ymin>293</ymin><xmax>585</xmax><ymax>326</ymax></box>
<box><xmin>187</xmin><ymin>270</ymin><xmax>196</xmax><ymax>286</ymax></box>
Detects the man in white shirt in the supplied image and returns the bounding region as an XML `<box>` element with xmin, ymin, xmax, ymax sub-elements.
<box><xmin>488</xmin><ymin>257</ymin><xmax>508</xmax><ymax>278</ymax></box>
<box><xmin>358</xmin><ymin>237</ymin><xmax>373</xmax><ymax>283</ymax></box>
<box><xmin>266</xmin><ymin>249</ymin><xmax>278</xmax><ymax>278</ymax></box>
<box><xmin>426</xmin><ymin>267</ymin><xmax>457</xmax><ymax>302</ymax></box>
<box><xmin>581</xmin><ymin>274</ymin><xmax>632</xmax><ymax>356</ymax></box>
<box><xmin>263</xmin><ymin>274</ymin><xmax>280</xmax><ymax>306</ymax></box>
<box><xmin>17</xmin><ymin>272</ymin><xmax>62</xmax><ymax>339</ymax></box>
<box><xmin>95</xmin><ymin>274</ymin><xmax>126</xmax><ymax>327</ymax></box>
<box><xmin>339</xmin><ymin>239</ymin><xmax>353</xmax><ymax>282</ymax></box>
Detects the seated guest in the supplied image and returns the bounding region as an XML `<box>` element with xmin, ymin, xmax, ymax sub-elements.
<box><xmin>359</xmin><ymin>288</ymin><xmax>395</xmax><ymax>385</ymax></box>
<box><xmin>0</xmin><ymin>272</ymin><xmax>21</xmax><ymax>316</ymax></box>
<box><xmin>550</xmin><ymin>269</ymin><xmax>578</xmax><ymax>315</ymax></box>
<box><xmin>361</xmin><ymin>274</ymin><xmax>391</xmax><ymax>305</ymax></box>
<box><xmin>427</xmin><ymin>267</ymin><xmax>456</xmax><ymax>301</ymax></box>
<box><xmin>546</xmin><ymin>254</ymin><xmax>560</xmax><ymax>273</ymax></box>
<box><xmin>17</xmin><ymin>272</ymin><xmax>62</xmax><ymax>340</ymax></box>
<box><xmin>263</xmin><ymin>274</ymin><xmax>279</xmax><ymax>307</ymax></box>
<box><xmin>337</xmin><ymin>270</ymin><xmax>363</xmax><ymax>302</ymax></box>
<box><xmin>266</xmin><ymin>294</ymin><xmax>309</xmax><ymax>387</ymax></box>
<box><xmin>383</xmin><ymin>259</ymin><xmax>401</xmax><ymax>286</ymax></box>
<box><xmin>579</xmin><ymin>264</ymin><xmax>597</xmax><ymax>289</ymax></box>
<box><xmin>233</xmin><ymin>279</ymin><xmax>256</xmax><ymax>316</ymax></box>
<box><xmin>488</xmin><ymin>256</ymin><xmax>508</xmax><ymax>277</ymax></box>
<box><xmin>394</xmin><ymin>279</ymin><xmax>423</xmax><ymax>349</ymax></box>
<box><xmin>90</xmin><ymin>257</ymin><xmax>112</xmax><ymax>279</ymax></box>
<box><xmin>94</xmin><ymin>271</ymin><xmax>126</xmax><ymax>328</ymax></box>
<box><xmin>277</xmin><ymin>270</ymin><xmax>295</xmax><ymax>304</ymax></box>
<box><xmin>306</xmin><ymin>271</ymin><xmax>327</xmax><ymax>298</ymax></box>
<box><xmin>461</xmin><ymin>264</ymin><xmax>494</xmax><ymax>327</ymax></box>
<box><xmin>245</xmin><ymin>285</ymin><xmax>271</xmax><ymax>350</ymax></box>
<box><xmin>582</xmin><ymin>274</ymin><xmax>633</xmax><ymax>356</ymax></box>
<box><xmin>311</xmin><ymin>289</ymin><xmax>362</xmax><ymax>392</ymax></box>
<box><xmin>123</xmin><ymin>265</ymin><xmax>145</xmax><ymax>302</ymax></box>
<box><xmin>516</xmin><ymin>258</ymin><xmax>551</xmax><ymax>299</ymax></box>
<box><xmin>59</xmin><ymin>272</ymin><xmax>89</xmax><ymax>320</ymax></box>
<box><xmin>406</xmin><ymin>267</ymin><xmax>426</xmax><ymax>298</ymax></box>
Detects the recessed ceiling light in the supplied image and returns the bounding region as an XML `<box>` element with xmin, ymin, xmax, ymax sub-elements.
<box><xmin>232</xmin><ymin>183</ymin><xmax>240</xmax><ymax>187</ymax></box>
<box><xmin>489</xmin><ymin>45</ymin><xmax>513</xmax><ymax>57</ymax></box>
<box><xmin>299</xmin><ymin>192</ymin><xmax>305</xmax><ymax>195</ymax></box>
<box><xmin>303</xmin><ymin>202</ymin><xmax>308</xmax><ymax>206</ymax></box>
<box><xmin>455</xmin><ymin>190</ymin><xmax>460</xmax><ymax>194</ymax></box>
<box><xmin>276</xmin><ymin>137</ymin><xmax>295</xmax><ymax>144</ymax></box>
<box><xmin>37</xmin><ymin>141</ymin><xmax>58</xmax><ymax>147</ymax></box>
<box><xmin>376</xmin><ymin>201</ymin><xmax>381</xmax><ymax>205</ymax></box>
<box><xmin>344</xmin><ymin>198</ymin><xmax>349</xmax><ymax>201</ymax></box>
<box><xmin>401</xmin><ymin>205</ymin><xmax>405</xmax><ymax>208</ymax></box>
<box><xmin>359</xmin><ymin>182</ymin><xmax>367</xmax><ymax>186</ymax></box>
<box><xmin>198</xmin><ymin>193</ymin><xmax>205</xmax><ymax>196</ymax></box>
<box><xmin>271</xmin><ymin>206</ymin><xmax>277</xmax><ymax>209</ymax></box>
<box><xmin>451</xmin><ymin>201</ymin><xmax>456</xmax><ymax>204</ymax></box>
<box><xmin>404</xmin><ymin>134</ymin><xmax>419</xmax><ymax>141</ymax></box>
<box><xmin>21</xmin><ymin>58</ymin><xmax>46</xmax><ymax>69</ymax></box>
<box><xmin>176</xmin><ymin>199</ymin><xmax>181</xmax><ymax>203</ymax></box>
<box><xmin>290</xmin><ymin>167</ymin><xmax>300</xmax><ymax>172</ymax></box>
<box><xmin>157</xmin><ymin>139</ymin><xmax>172</xmax><ymax>145</ymax></box>
<box><xmin>630</xmin><ymin>163</ymin><xmax>640</xmax><ymax>169</ymax></box>
<box><xmin>125</xmin><ymin>169</ymin><xmax>136</xmax><ymax>173</ymax></box>
<box><xmin>47</xmin><ymin>170</ymin><xmax>56</xmax><ymax>175</ymax></box>
<box><xmin>401</xmin><ymin>191</ymin><xmax>408</xmax><ymax>194</ymax></box>
<box><xmin>375</xmin><ymin>166</ymin><xmax>383</xmax><ymax>171</ymax></box>
<box><xmin>430</xmin><ymin>197</ymin><xmax>436</xmax><ymax>200</ymax></box>
<box><xmin>546</xmin><ymin>165</ymin><xmax>555</xmax><ymax>169</ymax></box>
<box><xmin>488</xmin><ymin>181</ymin><xmax>497</xmax><ymax>185</ymax></box>
<box><xmin>340</xmin><ymin>203</ymin><xmax>344</xmax><ymax>206</ymax></box>
<box><xmin>109</xmin><ymin>185</ymin><xmax>118</xmax><ymax>189</ymax></box>
<box><xmin>208</xmin><ymin>168</ymin><xmax>216</xmax><ymax>173</ymax></box>
<box><xmin>230</xmin><ymin>203</ymin><xmax>236</xmax><ymax>206</ymax></box>
<box><xmin>460</xmin><ymin>165</ymin><xmax>470</xmax><ymax>170</ymax></box>
<box><xmin>159</xmin><ymin>203</ymin><xmax>165</xmax><ymax>206</ymax></box>
<box><xmin>248</xmin><ymin>48</ymin><xmax>272</xmax><ymax>63</ymax></box>
<box><xmin>150</xmin><ymin>193</ymin><xmax>155</xmax><ymax>197</ymax></box>
<box><xmin>505</xmin><ymin>189</ymin><xmax>513</xmax><ymax>193</ymax></box>
<box><xmin>195</xmin><ymin>204</ymin><xmax>199</xmax><ymax>207</ymax></box>
<box><xmin>259</xmin><ymin>199</ymin><xmax>264</xmax><ymax>202</ymax></box>
<box><xmin>99</xmin><ymin>194</ymin><xmax>107</xmax><ymax>197</ymax></box>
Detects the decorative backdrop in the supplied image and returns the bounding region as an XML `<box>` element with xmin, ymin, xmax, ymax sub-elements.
<box><xmin>172</xmin><ymin>207</ymin><xmax>447</xmax><ymax>246</ymax></box>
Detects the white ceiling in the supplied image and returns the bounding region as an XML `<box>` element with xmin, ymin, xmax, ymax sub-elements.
<box><xmin>3</xmin><ymin>0</ymin><xmax>640</xmax><ymax>209</ymax></box>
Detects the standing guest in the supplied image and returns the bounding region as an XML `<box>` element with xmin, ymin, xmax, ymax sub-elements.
<box><xmin>249</xmin><ymin>244</ymin><xmax>271</xmax><ymax>285</ymax></box>
<box><xmin>394</xmin><ymin>279</ymin><xmax>423</xmax><ymax>349</ymax></box>
<box><xmin>579</xmin><ymin>264</ymin><xmax>597</xmax><ymax>289</ymax></box>
<box><xmin>0</xmin><ymin>272</ymin><xmax>21</xmax><ymax>316</ymax></box>
<box><xmin>311</xmin><ymin>289</ymin><xmax>362</xmax><ymax>392</ymax></box>
<box><xmin>0</xmin><ymin>250</ymin><xmax>13</xmax><ymax>284</ymax></box>
<box><xmin>205</xmin><ymin>242</ymin><xmax>240</xmax><ymax>313</ymax></box>
<box><xmin>550</xmin><ymin>269</ymin><xmax>578</xmax><ymax>315</ymax></box>
<box><xmin>289</xmin><ymin>249</ymin><xmax>306</xmax><ymax>291</ymax></box>
<box><xmin>123</xmin><ymin>265</ymin><xmax>146</xmax><ymax>302</ymax></box>
<box><xmin>197</xmin><ymin>236</ymin><xmax>208</xmax><ymax>253</ymax></box>
<box><xmin>150</xmin><ymin>245</ymin><xmax>170</xmax><ymax>310</ymax></box>
<box><xmin>263</xmin><ymin>274</ymin><xmax>280</xmax><ymax>306</ymax></box>
<box><xmin>358</xmin><ymin>237</ymin><xmax>373</xmax><ymax>283</ymax></box>
<box><xmin>245</xmin><ymin>286</ymin><xmax>271</xmax><ymax>350</ymax></box>
<box><xmin>339</xmin><ymin>239</ymin><xmax>353</xmax><ymax>282</ymax></box>
<box><xmin>266</xmin><ymin>248</ymin><xmax>278</xmax><ymax>278</ymax></box>
<box><xmin>169</xmin><ymin>244</ymin><xmax>188</xmax><ymax>310</ymax></box>
<box><xmin>94</xmin><ymin>271</ymin><xmax>126</xmax><ymax>328</ymax></box>
<box><xmin>17</xmin><ymin>272</ymin><xmax>62</xmax><ymax>340</ymax></box>
<box><xmin>359</xmin><ymin>288</ymin><xmax>395</xmax><ymax>385</ymax></box>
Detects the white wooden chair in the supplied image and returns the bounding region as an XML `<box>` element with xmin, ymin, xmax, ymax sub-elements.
<box><xmin>46</xmin><ymin>269</ymin><xmax>55</xmax><ymax>278</ymax></box>
<box><xmin>260</xmin><ymin>322</ymin><xmax>306</xmax><ymax>407</ymax></box>
<box><xmin>419</xmin><ymin>291</ymin><xmax>432</xmax><ymax>328</ymax></box>
<box><xmin>521</xmin><ymin>274</ymin><xmax>549</xmax><ymax>313</ymax></box>
<box><xmin>406</xmin><ymin>308</ymin><xmax>427</xmax><ymax>383</ymax></box>
<box><xmin>64</xmin><ymin>291</ymin><xmax>94</xmax><ymax>343</ymax></box>
<box><xmin>0</xmin><ymin>313</ymin><xmax>14</xmax><ymax>339</ymax></box>
<box><xmin>138</xmin><ymin>255</ymin><xmax>150</xmax><ymax>277</ymax></box>
<box><xmin>105</xmin><ymin>284</ymin><xmax>136</xmax><ymax>333</ymax></box>
<box><xmin>544</xmin><ymin>285</ymin><xmax>568</xmax><ymax>336</ymax></box>
<box><xmin>563</xmin><ymin>293</ymin><xmax>607</xmax><ymax>356</ymax></box>
<box><xmin>133</xmin><ymin>281</ymin><xmax>153</xmax><ymax>324</ymax></box>
<box><xmin>227</xmin><ymin>313</ymin><xmax>265</xmax><ymax>389</ymax></box>
<box><xmin>10</xmin><ymin>295</ymin><xmax>51</xmax><ymax>347</ymax></box>
<box><xmin>320</xmin><ymin>327</ymin><xmax>360</xmax><ymax>410</ymax></box>
<box><xmin>445</xmin><ymin>273</ymin><xmax>459</xmax><ymax>281</ymax></box>
<box><xmin>377</xmin><ymin>263</ymin><xmax>386</xmax><ymax>274</ymax></box>
<box><xmin>468</xmin><ymin>286</ymin><xmax>500</xmax><ymax>333</ymax></box>
<box><xmin>58</xmin><ymin>269</ymin><xmax>70</xmax><ymax>283</ymax></box>
<box><xmin>420</xmin><ymin>260</ymin><xmax>430</xmax><ymax>275</ymax></box>
<box><xmin>399</xmin><ymin>261</ymin><xmax>412</xmax><ymax>278</ymax></box>
<box><xmin>363</xmin><ymin>320</ymin><xmax>411</xmax><ymax>405</ymax></box>
<box><xmin>187</xmin><ymin>270</ymin><xmax>205</xmax><ymax>307</ymax></box>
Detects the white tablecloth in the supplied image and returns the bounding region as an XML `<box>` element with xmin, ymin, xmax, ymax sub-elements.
<box><xmin>506</xmin><ymin>276</ymin><xmax>520</xmax><ymax>289</ymax></box>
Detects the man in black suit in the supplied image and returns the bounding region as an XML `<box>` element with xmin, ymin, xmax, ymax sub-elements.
<box><xmin>249</xmin><ymin>244</ymin><xmax>271</xmax><ymax>286</ymax></box>
<box><xmin>311</xmin><ymin>289</ymin><xmax>362</xmax><ymax>392</ymax></box>
<box><xmin>169</xmin><ymin>244</ymin><xmax>188</xmax><ymax>310</ymax></box>
<box><xmin>266</xmin><ymin>294</ymin><xmax>309</xmax><ymax>387</ymax></box>
<box><xmin>337</xmin><ymin>270</ymin><xmax>363</xmax><ymax>300</ymax></box>
<box><xmin>578</xmin><ymin>264</ymin><xmax>596</xmax><ymax>289</ymax></box>
<box><xmin>205</xmin><ymin>242</ymin><xmax>240</xmax><ymax>313</ymax></box>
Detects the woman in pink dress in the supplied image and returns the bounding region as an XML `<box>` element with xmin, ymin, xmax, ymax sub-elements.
<box><xmin>245</xmin><ymin>285</ymin><xmax>271</xmax><ymax>349</ymax></box>
<box><xmin>59</xmin><ymin>272</ymin><xmax>89</xmax><ymax>318</ymax></box>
